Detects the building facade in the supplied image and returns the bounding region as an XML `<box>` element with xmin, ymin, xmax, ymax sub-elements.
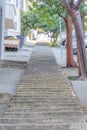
<box><xmin>20</xmin><ymin>0</ymin><xmax>32</xmax><ymax>12</ymax></box>
<box><xmin>20</xmin><ymin>0</ymin><xmax>27</xmax><ymax>12</ymax></box>
<box><xmin>5</xmin><ymin>0</ymin><xmax>21</xmax><ymax>36</ymax></box>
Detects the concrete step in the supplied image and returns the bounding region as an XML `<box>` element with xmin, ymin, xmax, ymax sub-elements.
<box><xmin>20</xmin><ymin>78</ymin><xmax>68</xmax><ymax>81</ymax></box>
<box><xmin>7</xmin><ymin>102</ymin><xmax>80</xmax><ymax>107</ymax></box>
<box><xmin>17</xmin><ymin>85</ymin><xmax>72</xmax><ymax>88</ymax></box>
<box><xmin>0</xmin><ymin>124</ymin><xmax>87</xmax><ymax>130</ymax></box>
<box><xmin>17</xmin><ymin>87</ymin><xmax>73</xmax><ymax>91</ymax></box>
<box><xmin>10</xmin><ymin>100</ymin><xmax>78</xmax><ymax>104</ymax></box>
<box><xmin>4</xmin><ymin>110</ymin><xmax>83</xmax><ymax>115</ymax></box>
<box><xmin>3</xmin><ymin>112</ymin><xmax>83</xmax><ymax>119</ymax></box>
<box><xmin>11</xmin><ymin>96</ymin><xmax>78</xmax><ymax>101</ymax></box>
<box><xmin>17</xmin><ymin>86</ymin><xmax>71</xmax><ymax>90</ymax></box>
<box><xmin>18</xmin><ymin>84</ymin><xmax>70</xmax><ymax>87</ymax></box>
<box><xmin>15</xmin><ymin>93</ymin><xmax>74</xmax><ymax>97</ymax></box>
<box><xmin>0</xmin><ymin>116</ymin><xmax>84</xmax><ymax>124</ymax></box>
<box><xmin>12</xmin><ymin>95</ymin><xmax>76</xmax><ymax>99</ymax></box>
<box><xmin>19</xmin><ymin>82</ymin><xmax>68</xmax><ymax>85</ymax></box>
<box><xmin>12</xmin><ymin>94</ymin><xmax>76</xmax><ymax>98</ymax></box>
<box><xmin>6</xmin><ymin>107</ymin><xmax>82</xmax><ymax>113</ymax></box>
<box><xmin>15</xmin><ymin>91</ymin><xmax>73</xmax><ymax>95</ymax></box>
<box><xmin>16</xmin><ymin>90</ymin><xmax>73</xmax><ymax>93</ymax></box>
<box><xmin>0</xmin><ymin>124</ymin><xmax>70</xmax><ymax>130</ymax></box>
<box><xmin>20</xmin><ymin>78</ymin><xmax>67</xmax><ymax>82</ymax></box>
<box><xmin>20</xmin><ymin>75</ymin><xmax>66</xmax><ymax>79</ymax></box>
<box><xmin>7</xmin><ymin>105</ymin><xmax>82</xmax><ymax>110</ymax></box>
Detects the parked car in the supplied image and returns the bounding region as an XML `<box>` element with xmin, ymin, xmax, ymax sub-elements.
<box><xmin>84</xmin><ymin>34</ymin><xmax>87</xmax><ymax>48</ymax></box>
<box><xmin>72</xmin><ymin>34</ymin><xmax>87</xmax><ymax>55</ymax></box>
<box><xmin>61</xmin><ymin>34</ymin><xmax>87</xmax><ymax>55</ymax></box>
<box><xmin>72</xmin><ymin>36</ymin><xmax>77</xmax><ymax>55</ymax></box>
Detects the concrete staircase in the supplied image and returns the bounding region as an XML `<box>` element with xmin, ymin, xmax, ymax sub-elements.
<box><xmin>0</xmin><ymin>45</ymin><xmax>87</xmax><ymax>130</ymax></box>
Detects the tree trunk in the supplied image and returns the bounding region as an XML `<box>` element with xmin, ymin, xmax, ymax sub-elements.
<box><xmin>65</xmin><ymin>18</ymin><xmax>76</xmax><ymax>67</ymax></box>
<box><xmin>77</xmin><ymin>42</ymin><xmax>83</xmax><ymax>76</ymax></box>
<box><xmin>69</xmin><ymin>9</ymin><xmax>87</xmax><ymax>78</ymax></box>
<box><xmin>81</xmin><ymin>17</ymin><xmax>85</xmax><ymax>31</ymax></box>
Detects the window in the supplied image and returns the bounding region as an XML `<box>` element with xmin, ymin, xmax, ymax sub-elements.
<box><xmin>16</xmin><ymin>0</ymin><xmax>18</xmax><ymax>7</ymax></box>
<box><xmin>14</xmin><ymin>22</ymin><xmax>17</xmax><ymax>30</ymax></box>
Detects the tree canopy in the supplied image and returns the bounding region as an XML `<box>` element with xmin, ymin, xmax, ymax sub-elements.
<box><xmin>21</xmin><ymin>0</ymin><xmax>66</xmax><ymax>37</ymax></box>
<box><xmin>21</xmin><ymin>10</ymin><xmax>39</xmax><ymax>36</ymax></box>
<box><xmin>21</xmin><ymin>0</ymin><xmax>87</xmax><ymax>36</ymax></box>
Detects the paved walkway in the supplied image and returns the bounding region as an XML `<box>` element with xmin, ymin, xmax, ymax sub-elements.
<box><xmin>0</xmin><ymin>44</ymin><xmax>87</xmax><ymax>130</ymax></box>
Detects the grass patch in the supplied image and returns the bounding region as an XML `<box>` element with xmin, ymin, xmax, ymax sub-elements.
<box><xmin>68</xmin><ymin>76</ymin><xmax>79</xmax><ymax>80</ymax></box>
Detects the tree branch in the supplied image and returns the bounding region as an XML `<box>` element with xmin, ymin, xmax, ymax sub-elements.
<box><xmin>58</xmin><ymin>11</ymin><xmax>66</xmax><ymax>19</ymax></box>
<box><xmin>62</xmin><ymin>0</ymin><xmax>71</xmax><ymax>9</ymax></box>
<box><xmin>70</xmin><ymin>0</ymin><xmax>83</xmax><ymax>10</ymax></box>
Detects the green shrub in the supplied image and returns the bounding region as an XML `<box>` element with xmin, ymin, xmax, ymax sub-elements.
<box><xmin>51</xmin><ymin>42</ymin><xmax>58</xmax><ymax>47</ymax></box>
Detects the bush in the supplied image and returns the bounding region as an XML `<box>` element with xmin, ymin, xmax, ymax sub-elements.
<box><xmin>51</xmin><ymin>42</ymin><xmax>58</xmax><ymax>47</ymax></box>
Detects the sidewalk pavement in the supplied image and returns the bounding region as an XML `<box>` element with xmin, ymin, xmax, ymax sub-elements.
<box><xmin>0</xmin><ymin>47</ymin><xmax>33</xmax><ymax>95</ymax></box>
<box><xmin>0</xmin><ymin>46</ymin><xmax>33</xmax><ymax>113</ymax></box>
<box><xmin>52</xmin><ymin>47</ymin><xmax>87</xmax><ymax>111</ymax></box>
<box><xmin>0</xmin><ymin>68</ymin><xmax>23</xmax><ymax>95</ymax></box>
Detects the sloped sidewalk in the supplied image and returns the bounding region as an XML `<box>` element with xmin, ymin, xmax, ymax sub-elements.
<box><xmin>0</xmin><ymin>44</ymin><xmax>87</xmax><ymax>130</ymax></box>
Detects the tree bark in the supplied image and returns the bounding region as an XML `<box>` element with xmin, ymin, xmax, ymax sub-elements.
<box><xmin>65</xmin><ymin>18</ymin><xmax>76</xmax><ymax>67</ymax></box>
<box><xmin>77</xmin><ymin>41</ymin><xmax>83</xmax><ymax>76</ymax></box>
<box><xmin>69</xmin><ymin>9</ymin><xmax>87</xmax><ymax>78</ymax></box>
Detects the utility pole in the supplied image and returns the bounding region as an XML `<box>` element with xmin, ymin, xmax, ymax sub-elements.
<box><xmin>0</xmin><ymin>1</ymin><xmax>5</xmax><ymax>59</ymax></box>
<box><xmin>60</xmin><ymin>18</ymin><xmax>62</xmax><ymax>57</ymax></box>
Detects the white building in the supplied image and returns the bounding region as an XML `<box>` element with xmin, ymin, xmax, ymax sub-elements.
<box><xmin>20</xmin><ymin>0</ymin><xmax>32</xmax><ymax>12</ymax></box>
<box><xmin>20</xmin><ymin>0</ymin><xmax>27</xmax><ymax>12</ymax></box>
<box><xmin>5</xmin><ymin>0</ymin><xmax>21</xmax><ymax>36</ymax></box>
